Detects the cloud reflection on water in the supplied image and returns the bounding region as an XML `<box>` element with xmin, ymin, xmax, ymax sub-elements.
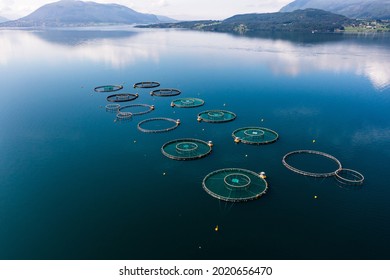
<box><xmin>0</xmin><ymin>29</ymin><xmax>162</xmax><ymax>68</ymax></box>
<box><xmin>1</xmin><ymin>29</ymin><xmax>389</xmax><ymax>90</ymax></box>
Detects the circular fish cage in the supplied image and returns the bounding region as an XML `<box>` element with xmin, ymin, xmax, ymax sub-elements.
<box><xmin>116</xmin><ymin>112</ymin><xmax>133</xmax><ymax>121</ymax></box>
<box><xmin>335</xmin><ymin>168</ymin><xmax>364</xmax><ymax>185</ymax></box>
<box><xmin>106</xmin><ymin>93</ymin><xmax>138</xmax><ymax>103</ymax></box>
<box><xmin>150</xmin><ymin>88</ymin><xmax>181</xmax><ymax>97</ymax></box>
<box><xmin>162</xmin><ymin>138</ymin><xmax>212</xmax><ymax>160</ymax></box>
<box><xmin>282</xmin><ymin>150</ymin><xmax>342</xmax><ymax>178</ymax></box>
<box><xmin>105</xmin><ymin>104</ymin><xmax>120</xmax><ymax>112</ymax></box>
<box><xmin>202</xmin><ymin>168</ymin><xmax>268</xmax><ymax>202</ymax></box>
<box><xmin>232</xmin><ymin>127</ymin><xmax>279</xmax><ymax>145</ymax></box>
<box><xmin>133</xmin><ymin>81</ymin><xmax>160</xmax><ymax>89</ymax></box>
<box><xmin>197</xmin><ymin>110</ymin><xmax>236</xmax><ymax>123</ymax></box>
<box><xmin>118</xmin><ymin>104</ymin><xmax>155</xmax><ymax>117</ymax></box>
<box><xmin>137</xmin><ymin>117</ymin><xmax>181</xmax><ymax>133</ymax></box>
<box><xmin>94</xmin><ymin>85</ymin><xmax>123</xmax><ymax>92</ymax></box>
<box><xmin>171</xmin><ymin>98</ymin><xmax>205</xmax><ymax>108</ymax></box>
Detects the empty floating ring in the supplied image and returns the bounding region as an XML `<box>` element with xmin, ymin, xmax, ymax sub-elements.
<box><xmin>150</xmin><ymin>88</ymin><xmax>181</xmax><ymax>97</ymax></box>
<box><xmin>335</xmin><ymin>168</ymin><xmax>364</xmax><ymax>185</ymax></box>
<box><xmin>137</xmin><ymin>117</ymin><xmax>180</xmax><ymax>133</ymax></box>
<box><xmin>133</xmin><ymin>81</ymin><xmax>160</xmax><ymax>88</ymax></box>
<box><xmin>118</xmin><ymin>104</ymin><xmax>154</xmax><ymax>116</ymax></box>
<box><xmin>172</xmin><ymin>98</ymin><xmax>205</xmax><ymax>108</ymax></box>
<box><xmin>197</xmin><ymin>110</ymin><xmax>237</xmax><ymax>123</ymax></box>
<box><xmin>106</xmin><ymin>93</ymin><xmax>138</xmax><ymax>102</ymax></box>
<box><xmin>282</xmin><ymin>150</ymin><xmax>342</xmax><ymax>178</ymax></box>
<box><xmin>202</xmin><ymin>168</ymin><xmax>268</xmax><ymax>202</ymax></box>
<box><xmin>116</xmin><ymin>112</ymin><xmax>133</xmax><ymax>121</ymax></box>
<box><xmin>162</xmin><ymin>138</ymin><xmax>212</xmax><ymax>160</ymax></box>
<box><xmin>232</xmin><ymin>127</ymin><xmax>279</xmax><ymax>145</ymax></box>
<box><xmin>94</xmin><ymin>85</ymin><xmax>123</xmax><ymax>92</ymax></box>
<box><xmin>105</xmin><ymin>104</ymin><xmax>120</xmax><ymax>112</ymax></box>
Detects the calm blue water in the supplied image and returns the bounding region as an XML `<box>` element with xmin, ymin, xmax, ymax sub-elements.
<box><xmin>0</xmin><ymin>28</ymin><xmax>389</xmax><ymax>260</ymax></box>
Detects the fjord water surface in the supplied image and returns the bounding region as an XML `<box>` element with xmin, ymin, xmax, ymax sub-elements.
<box><xmin>0</xmin><ymin>28</ymin><xmax>389</xmax><ymax>259</ymax></box>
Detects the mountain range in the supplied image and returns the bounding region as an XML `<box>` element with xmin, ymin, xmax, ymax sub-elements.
<box><xmin>280</xmin><ymin>0</ymin><xmax>390</xmax><ymax>19</ymax></box>
<box><xmin>0</xmin><ymin>0</ymin><xmax>175</xmax><ymax>27</ymax></box>
<box><xmin>141</xmin><ymin>9</ymin><xmax>355</xmax><ymax>34</ymax></box>
<box><xmin>0</xmin><ymin>16</ymin><xmax>8</xmax><ymax>23</ymax></box>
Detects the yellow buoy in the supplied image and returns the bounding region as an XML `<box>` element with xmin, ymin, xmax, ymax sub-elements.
<box><xmin>314</xmin><ymin>195</ymin><xmax>318</xmax><ymax>199</ymax></box>
<box><xmin>214</xmin><ymin>225</ymin><xmax>219</xmax><ymax>232</ymax></box>
<box><xmin>312</xmin><ymin>140</ymin><xmax>316</xmax><ymax>143</ymax></box>
<box><xmin>163</xmin><ymin>172</ymin><xmax>166</xmax><ymax>176</ymax></box>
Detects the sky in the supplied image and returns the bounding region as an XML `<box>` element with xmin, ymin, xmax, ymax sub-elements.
<box><xmin>0</xmin><ymin>0</ymin><xmax>293</xmax><ymax>20</ymax></box>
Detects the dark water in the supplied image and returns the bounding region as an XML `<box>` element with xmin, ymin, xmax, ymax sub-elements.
<box><xmin>0</xmin><ymin>28</ymin><xmax>389</xmax><ymax>260</ymax></box>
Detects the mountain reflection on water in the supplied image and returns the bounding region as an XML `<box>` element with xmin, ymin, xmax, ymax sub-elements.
<box><xmin>1</xmin><ymin>28</ymin><xmax>389</xmax><ymax>90</ymax></box>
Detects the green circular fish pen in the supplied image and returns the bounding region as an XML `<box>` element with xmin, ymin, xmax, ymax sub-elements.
<box><xmin>171</xmin><ymin>98</ymin><xmax>205</xmax><ymax>108</ymax></box>
<box><xmin>197</xmin><ymin>110</ymin><xmax>236</xmax><ymax>123</ymax></box>
<box><xmin>133</xmin><ymin>81</ymin><xmax>160</xmax><ymax>89</ymax></box>
<box><xmin>202</xmin><ymin>168</ymin><xmax>268</xmax><ymax>202</ymax></box>
<box><xmin>94</xmin><ymin>85</ymin><xmax>123</xmax><ymax>92</ymax></box>
<box><xmin>137</xmin><ymin>117</ymin><xmax>181</xmax><ymax>133</ymax></box>
<box><xmin>106</xmin><ymin>93</ymin><xmax>138</xmax><ymax>103</ymax></box>
<box><xmin>162</xmin><ymin>138</ymin><xmax>213</xmax><ymax>160</ymax></box>
<box><xmin>150</xmin><ymin>88</ymin><xmax>181</xmax><ymax>97</ymax></box>
<box><xmin>232</xmin><ymin>127</ymin><xmax>279</xmax><ymax>145</ymax></box>
<box><xmin>118</xmin><ymin>104</ymin><xmax>155</xmax><ymax>117</ymax></box>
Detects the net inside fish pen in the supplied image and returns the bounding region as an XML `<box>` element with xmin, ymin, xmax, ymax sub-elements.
<box><xmin>94</xmin><ymin>85</ymin><xmax>123</xmax><ymax>92</ymax></box>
